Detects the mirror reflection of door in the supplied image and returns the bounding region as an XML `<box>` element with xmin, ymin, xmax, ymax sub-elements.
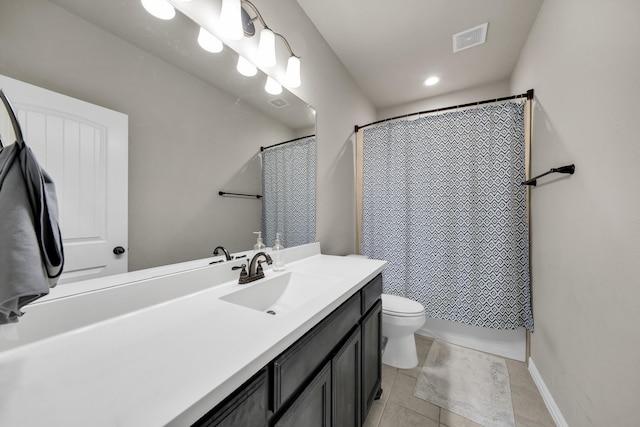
<box><xmin>0</xmin><ymin>74</ymin><xmax>128</xmax><ymax>284</ymax></box>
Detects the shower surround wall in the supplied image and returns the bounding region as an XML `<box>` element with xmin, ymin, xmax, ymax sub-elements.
<box><xmin>511</xmin><ymin>0</ymin><xmax>640</xmax><ymax>425</ymax></box>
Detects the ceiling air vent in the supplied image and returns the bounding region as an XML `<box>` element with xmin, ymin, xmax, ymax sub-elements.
<box><xmin>269</xmin><ymin>98</ymin><xmax>289</xmax><ymax>108</ymax></box>
<box><xmin>452</xmin><ymin>23</ymin><xmax>488</xmax><ymax>53</ymax></box>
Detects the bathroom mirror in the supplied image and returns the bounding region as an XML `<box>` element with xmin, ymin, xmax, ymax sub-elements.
<box><xmin>0</xmin><ymin>0</ymin><xmax>316</xmax><ymax>278</ymax></box>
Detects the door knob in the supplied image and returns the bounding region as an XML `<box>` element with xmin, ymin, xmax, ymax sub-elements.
<box><xmin>113</xmin><ymin>246</ymin><xmax>126</xmax><ymax>255</ymax></box>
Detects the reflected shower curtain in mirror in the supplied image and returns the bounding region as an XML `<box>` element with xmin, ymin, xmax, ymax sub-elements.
<box><xmin>262</xmin><ymin>136</ymin><xmax>316</xmax><ymax>248</ymax></box>
<box><xmin>361</xmin><ymin>102</ymin><xmax>533</xmax><ymax>331</ymax></box>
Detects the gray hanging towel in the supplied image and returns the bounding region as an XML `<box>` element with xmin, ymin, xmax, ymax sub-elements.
<box><xmin>0</xmin><ymin>122</ymin><xmax>64</xmax><ymax>324</ymax></box>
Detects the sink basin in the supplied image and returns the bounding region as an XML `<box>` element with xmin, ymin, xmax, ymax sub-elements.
<box><xmin>220</xmin><ymin>271</ymin><xmax>344</xmax><ymax>315</ymax></box>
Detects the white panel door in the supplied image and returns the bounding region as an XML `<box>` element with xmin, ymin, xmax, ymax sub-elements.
<box><xmin>0</xmin><ymin>74</ymin><xmax>128</xmax><ymax>284</ymax></box>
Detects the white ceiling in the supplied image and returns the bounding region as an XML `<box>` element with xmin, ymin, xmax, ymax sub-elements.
<box><xmin>297</xmin><ymin>0</ymin><xmax>544</xmax><ymax>109</ymax></box>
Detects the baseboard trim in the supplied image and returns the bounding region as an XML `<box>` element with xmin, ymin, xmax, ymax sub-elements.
<box><xmin>528</xmin><ymin>357</ymin><xmax>568</xmax><ymax>427</ymax></box>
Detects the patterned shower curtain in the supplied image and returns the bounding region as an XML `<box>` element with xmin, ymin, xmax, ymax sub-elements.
<box><xmin>361</xmin><ymin>102</ymin><xmax>533</xmax><ymax>331</ymax></box>
<box><xmin>262</xmin><ymin>136</ymin><xmax>316</xmax><ymax>248</ymax></box>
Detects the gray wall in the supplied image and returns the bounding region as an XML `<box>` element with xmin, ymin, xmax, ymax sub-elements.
<box><xmin>251</xmin><ymin>0</ymin><xmax>376</xmax><ymax>255</ymax></box>
<box><xmin>511</xmin><ymin>0</ymin><xmax>640</xmax><ymax>425</ymax></box>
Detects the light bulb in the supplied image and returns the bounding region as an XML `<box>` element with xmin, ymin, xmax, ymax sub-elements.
<box><xmin>424</xmin><ymin>76</ymin><xmax>440</xmax><ymax>86</ymax></box>
<box><xmin>219</xmin><ymin>0</ymin><xmax>243</xmax><ymax>40</ymax></box>
<box><xmin>197</xmin><ymin>27</ymin><xmax>223</xmax><ymax>53</ymax></box>
<box><xmin>237</xmin><ymin>56</ymin><xmax>257</xmax><ymax>77</ymax></box>
<box><xmin>258</xmin><ymin>28</ymin><xmax>276</xmax><ymax>68</ymax></box>
<box><xmin>284</xmin><ymin>56</ymin><xmax>301</xmax><ymax>88</ymax></box>
<box><xmin>265</xmin><ymin>76</ymin><xmax>282</xmax><ymax>95</ymax></box>
<box><xmin>141</xmin><ymin>0</ymin><xmax>175</xmax><ymax>20</ymax></box>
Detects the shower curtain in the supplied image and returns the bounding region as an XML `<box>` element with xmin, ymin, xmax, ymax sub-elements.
<box><xmin>361</xmin><ymin>102</ymin><xmax>533</xmax><ymax>331</ymax></box>
<box><xmin>262</xmin><ymin>136</ymin><xmax>316</xmax><ymax>248</ymax></box>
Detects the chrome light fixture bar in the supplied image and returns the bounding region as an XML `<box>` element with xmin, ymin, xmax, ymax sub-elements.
<box><xmin>234</xmin><ymin>0</ymin><xmax>302</xmax><ymax>88</ymax></box>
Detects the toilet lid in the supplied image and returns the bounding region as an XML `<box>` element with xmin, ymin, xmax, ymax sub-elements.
<box><xmin>382</xmin><ymin>294</ymin><xmax>425</xmax><ymax>316</ymax></box>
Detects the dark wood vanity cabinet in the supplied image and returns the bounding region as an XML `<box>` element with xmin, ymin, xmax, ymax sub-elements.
<box><xmin>192</xmin><ymin>274</ymin><xmax>382</xmax><ymax>427</ymax></box>
<box><xmin>192</xmin><ymin>369</ymin><xmax>268</xmax><ymax>427</ymax></box>
<box><xmin>361</xmin><ymin>274</ymin><xmax>383</xmax><ymax>422</ymax></box>
<box><xmin>361</xmin><ymin>299</ymin><xmax>382</xmax><ymax>420</ymax></box>
<box><xmin>274</xmin><ymin>363</ymin><xmax>332</xmax><ymax>427</ymax></box>
<box><xmin>332</xmin><ymin>326</ymin><xmax>362</xmax><ymax>427</ymax></box>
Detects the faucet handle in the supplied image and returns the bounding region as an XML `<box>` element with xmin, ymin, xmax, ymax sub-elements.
<box><xmin>232</xmin><ymin>264</ymin><xmax>248</xmax><ymax>283</ymax></box>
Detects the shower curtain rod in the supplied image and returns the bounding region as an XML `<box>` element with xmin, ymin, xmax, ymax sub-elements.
<box><xmin>260</xmin><ymin>134</ymin><xmax>315</xmax><ymax>152</ymax></box>
<box><xmin>354</xmin><ymin>89</ymin><xmax>534</xmax><ymax>132</ymax></box>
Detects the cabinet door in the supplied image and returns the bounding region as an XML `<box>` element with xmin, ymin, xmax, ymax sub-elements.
<box><xmin>362</xmin><ymin>299</ymin><xmax>382</xmax><ymax>421</ymax></box>
<box><xmin>192</xmin><ymin>369</ymin><xmax>268</xmax><ymax>427</ymax></box>
<box><xmin>273</xmin><ymin>293</ymin><xmax>360</xmax><ymax>410</ymax></box>
<box><xmin>332</xmin><ymin>326</ymin><xmax>361</xmax><ymax>427</ymax></box>
<box><xmin>274</xmin><ymin>362</ymin><xmax>332</xmax><ymax>427</ymax></box>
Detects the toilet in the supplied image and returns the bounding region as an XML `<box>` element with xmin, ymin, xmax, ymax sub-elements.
<box><xmin>346</xmin><ymin>255</ymin><xmax>426</xmax><ymax>369</ymax></box>
<box><xmin>381</xmin><ymin>294</ymin><xmax>426</xmax><ymax>369</ymax></box>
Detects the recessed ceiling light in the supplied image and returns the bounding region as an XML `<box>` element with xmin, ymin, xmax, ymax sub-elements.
<box><xmin>424</xmin><ymin>76</ymin><xmax>440</xmax><ymax>86</ymax></box>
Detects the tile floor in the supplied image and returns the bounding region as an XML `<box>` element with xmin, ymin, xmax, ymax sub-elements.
<box><xmin>363</xmin><ymin>335</ymin><xmax>556</xmax><ymax>427</ymax></box>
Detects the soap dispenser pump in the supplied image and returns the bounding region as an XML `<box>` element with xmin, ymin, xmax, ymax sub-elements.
<box><xmin>253</xmin><ymin>232</ymin><xmax>266</xmax><ymax>250</ymax></box>
<box><xmin>272</xmin><ymin>233</ymin><xmax>285</xmax><ymax>271</ymax></box>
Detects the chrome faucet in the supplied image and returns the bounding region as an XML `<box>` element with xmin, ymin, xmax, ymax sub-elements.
<box><xmin>213</xmin><ymin>246</ymin><xmax>232</xmax><ymax>261</ymax></box>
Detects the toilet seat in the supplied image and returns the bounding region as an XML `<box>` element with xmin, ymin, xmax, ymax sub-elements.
<box><xmin>382</xmin><ymin>294</ymin><xmax>425</xmax><ymax>317</ymax></box>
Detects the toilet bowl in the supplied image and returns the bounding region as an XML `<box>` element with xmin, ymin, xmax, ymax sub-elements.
<box><xmin>345</xmin><ymin>255</ymin><xmax>426</xmax><ymax>369</ymax></box>
<box><xmin>381</xmin><ymin>294</ymin><xmax>426</xmax><ymax>369</ymax></box>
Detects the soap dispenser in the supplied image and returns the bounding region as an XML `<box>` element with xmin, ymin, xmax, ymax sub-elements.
<box><xmin>253</xmin><ymin>232</ymin><xmax>266</xmax><ymax>250</ymax></box>
<box><xmin>272</xmin><ymin>233</ymin><xmax>285</xmax><ymax>271</ymax></box>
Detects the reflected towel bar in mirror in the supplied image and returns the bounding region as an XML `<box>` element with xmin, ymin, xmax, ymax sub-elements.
<box><xmin>219</xmin><ymin>191</ymin><xmax>262</xmax><ymax>199</ymax></box>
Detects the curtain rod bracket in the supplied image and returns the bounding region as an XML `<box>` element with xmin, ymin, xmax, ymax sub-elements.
<box><xmin>522</xmin><ymin>164</ymin><xmax>575</xmax><ymax>186</ymax></box>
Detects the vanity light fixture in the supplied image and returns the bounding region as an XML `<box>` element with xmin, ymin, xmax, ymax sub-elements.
<box><xmin>237</xmin><ymin>56</ymin><xmax>258</xmax><ymax>76</ymax></box>
<box><xmin>233</xmin><ymin>0</ymin><xmax>302</xmax><ymax>88</ymax></box>
<box><xmin>283</xmin><ymin>49</ymin><xmax>301</xmax><ymax>88</ymax></box>
<box><xmin>257</xmin><ymin>28</ymin><xmax>277</xmax><ymax>67</ymax></box>
<box><xmin>219</xmin><ymin>0</ymin><xmax>244</xmax><ymax>40</ymax></box>
<box><xmin>141</xmin><ymin>0</ymin><xmax>175</xmax><ymax>20</ymax></box>
<box><xmin>197</xmin><ymin>27</ymin><xmax>223</xmax><ymax>53</ymax></box>
<box><xmin>265</xmin><ymin>76</ymin><xmax>283</xmax><ymax>95</ymax></box>
<box><xmin>140</xmin><ymin>0</ymin><xmax>302</xmax><ymax>90</ymax></box>
<box><xmin>424</xmin><ymin>76</ymin><xmax>440</xmax><ymax>86</ymax></box>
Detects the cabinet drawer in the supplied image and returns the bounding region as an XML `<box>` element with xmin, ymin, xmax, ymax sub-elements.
<box><xmin>361</xmin><ymin>274</ymin><xmax>382</xmax><ymax>315</ymax></box>
<box><xmin>273</xmin><ymin>292</ymin><xmax>361</xmax><ymax>410</ymax></box>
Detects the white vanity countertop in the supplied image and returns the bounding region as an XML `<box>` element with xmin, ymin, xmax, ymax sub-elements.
<box><xmin>0</xmin><ymin>245</ymin><xmax>386</xmax><ymax>427</ymax></box>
